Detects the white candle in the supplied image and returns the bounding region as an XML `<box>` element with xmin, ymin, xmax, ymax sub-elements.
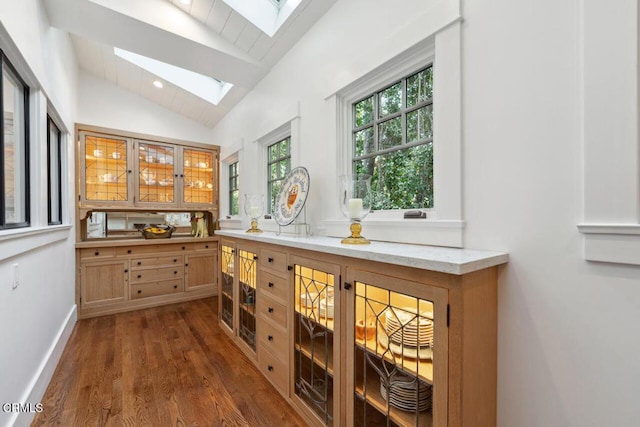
<box><xmin>249</xmin><ymin>206</ymin><xmax>260</xmax><ymax>218</ymax></box>
<box><xmin>348</xmin><ymin>198</ymin><xmax>363</xmax><ymax>218</ymax></box>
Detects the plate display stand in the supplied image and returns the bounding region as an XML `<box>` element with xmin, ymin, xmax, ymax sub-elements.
<box><xmin>276</xmin><ymin>206</ymin><xmax>313</xmax><ymax>237</ymax></box>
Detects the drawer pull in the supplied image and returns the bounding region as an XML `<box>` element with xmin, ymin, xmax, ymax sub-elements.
<box><xmin>205</xmin><ymin>245</ymin><xmax>209</xmax><ymax>249</ymax></box>
<box><xmin>127</xmin><ymin>249</ymin><xmax>131</xmax><ymax>254</ymax></box>
<box><xmin>268</xmin><ymin>307</ymin><xmax>274</xmax><ymax>313</ymax></box>
<box><xmin>137</xmin><ymin>261</ymin><xmax>142</xmax><ymax>266</ymax></box>
<box><xmin>268</xmin><ymin>257</ymin><xmax>273</xmax><ymax>263</ymax></box>
<box><xmin>267</xmin><ymin>365</ymin><xmax>273</xmax><ymax>372</ymax></box>
<box><xmin>137</xmin><ymin>290</ymin><xmax>142</xmax><ymax>294</ymax></box>
<box><xmin>185</xmin><ymin>263</ymin><xmax>189</xmax><ymax>267</ymax></box>
<box><xmin>124</xmin><ymin>269</ymin><xmax>128</xmax><ymax>273</ymax></box>
<box><xmin>174</xmin><ymin>285</ymin><xmax>178</xmax><ymax>289</ymax></box>
<box><xmin>94</xmin><ymin>251</ymin><xmax>99</xmax><ymax>256</ymax></box>
<box><xmin>268</xmin><ymin>335</ymin><xmax>273</xmax><ymax>341</ymax></box>
<box><xmin>174</xmin><ymin>271</ymin><xmax>178</xmax><ymax>275</ymax></box>
<box><xmin>137</xmin><ymin>274</ymin><xmax>142</xmax><ymax>279</ymax></box>
<box><xmin>182</xmin><ymin>246</ymin><xmax>186</xmax><ymax>250</ymax></box>
<box><xmin>173</xmin><ymin>258</ymin><xmax>177</xmax><ymax>263</ymax></box>
<box><xmin>268</xmin><ymin>282</ymin><xmax>274</xmax><ymax>288</ymax></box>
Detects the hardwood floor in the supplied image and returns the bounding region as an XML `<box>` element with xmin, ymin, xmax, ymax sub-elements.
<box><xmin>32</xmin><ymin>297</ymin><xmax>308</xmax><ymax>427</ymax></box>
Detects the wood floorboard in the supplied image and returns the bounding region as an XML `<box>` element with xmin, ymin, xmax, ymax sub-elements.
<box><xmin>32</xmin><ymin>297</ymin><xmax>308</xmax><ymax>427</ymax></box>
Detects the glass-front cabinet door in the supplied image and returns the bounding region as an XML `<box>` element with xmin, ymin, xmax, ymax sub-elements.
<box><xmin>80</xmin><ymin>132</ymin><xmax>132</xmax><ymax>206</ymax></box>
<box><xmin>237</xmin><ymin>246</ymin><xmax>258</xmax><ymax>353</ymax></box>
<box><xmin>220</xmin><ymin>243</ymin><xmax>235</xmax><ymax>332</ymax></box>
<box><xmin>292</xmin><ymin>256</ymin><xmax>341</xmax><ymax>427</ymax></box>
<box><xmin>182</xmin><ymin>148</ymin><xmax>215</xmax><ymax>207</ymax></box>
<box><xmin>345</xmin><ymin>269</ymin><xmax>449</xmax><ymax>427</ymax></box>
<box><xmin>136</xmin><ymin>141</ymin><xmax>176</xmax><ymax>207</ymax></box>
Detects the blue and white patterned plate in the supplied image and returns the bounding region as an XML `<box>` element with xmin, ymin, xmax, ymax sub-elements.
<box><xmin>273</xmin><ymin>166</ymin><xmax>310</xmax><ymax>226</ymax></box>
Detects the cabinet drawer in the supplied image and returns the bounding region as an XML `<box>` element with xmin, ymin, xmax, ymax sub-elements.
<box><xmin>193</xmin><ymin>241</ymin><xmax>217</xmax><ymax>251</ymax></box>
<box><xmin>130</xmin><ymin>266</ymin><xmax>184</xmax><ymax>284</ymax></box>
<box><xmin>259</xmin><ymin>271</ymin><xmax>288</xmax><ymax>303</ymax></box>
<box><xmin>131</xmin><ymin>255</ymin><xmax>183</xmax><ymax>268</ymax></box>
<box><xmin>131</xmin><ymin>279</ymin><xmax>184</xmax><ymax>299</ymax></box>
<box><xmin>259</xmin><ymin>248</ymin><xmax>288</xmax><ymax>277</ymax></box>
<box><xmin>259</xmin><ymin>294</ymin><xmax>287</xmax><ymax>328</ymax></box>
<box><xmin>259</xmin><ymin>347</ymin><xmax>288</xmax><ymax>394</ymax></box>
<box><xmin>80</xmin><ymin>247</ymin><xmax>115</xmax><ymax>259</ymax></box>
<box><xmin>116</xmin><ymin>244</ymin><xmax>192</xmax><ymax>257</ymax></box>
<box><xmin>259</xmin><ymin>320</ymin><xmax>288</xmax><ymax>360</ymax></box>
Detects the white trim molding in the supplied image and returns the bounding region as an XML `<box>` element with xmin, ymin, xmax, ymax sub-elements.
<box><xmin>578</xmin><ymin>224</ymin><xmax>640</xmax><ymax>266</ymax></box>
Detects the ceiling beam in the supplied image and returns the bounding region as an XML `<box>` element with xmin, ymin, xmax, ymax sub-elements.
<box><xmin>44</xmin><ymin>0</ymin><xmax>266</xmax><ymax>88</ymax></box>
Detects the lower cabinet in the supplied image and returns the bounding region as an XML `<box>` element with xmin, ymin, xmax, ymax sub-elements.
<box><xmin>218</xmin><ymin>234</ymin><xmax>500</xmax><ymax>427</ymax></box>
<box><xmin>77</xmin><ymin>238</ymin><xmax>218</xmax><ymax>318</ymax></box>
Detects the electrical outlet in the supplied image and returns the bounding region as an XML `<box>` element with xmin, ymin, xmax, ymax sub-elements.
<box><xmin>12</xmin><ymin>263</ymin><xmax>19</xmax><ymax>290</ymax></box>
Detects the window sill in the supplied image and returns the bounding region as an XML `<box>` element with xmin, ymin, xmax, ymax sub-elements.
<box><xmin>0</xmin><ymin>225</ymin><xmax>73</xmax><ymax>262</ymax></box>
<box><xmin>320</xmin><ymin>218</ymin><xmax>464</xmax><ymax>248</ymax></box>
<box><xmin>577</xmin><ymin>223</ymin><xmax>640</xmax><ymax>265</ymax></box>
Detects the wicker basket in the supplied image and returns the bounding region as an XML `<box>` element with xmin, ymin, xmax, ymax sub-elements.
<box><xmin>140</xmin><ymin>225</ymin><xmax>175</xmax><ymax>239</ymax></box>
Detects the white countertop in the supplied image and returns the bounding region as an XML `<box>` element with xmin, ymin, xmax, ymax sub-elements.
<box><xmin>215</xmin><ymin>230</ymin><xmax>508</xmax><ymax>275</ymax></box>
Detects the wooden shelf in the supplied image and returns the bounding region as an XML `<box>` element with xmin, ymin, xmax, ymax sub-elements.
<box><xmin>295</xmin><ymin>338</ymin><xmax>334</xmax><ymax>375</ymax></box>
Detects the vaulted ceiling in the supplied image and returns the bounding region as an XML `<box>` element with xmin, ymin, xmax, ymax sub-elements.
<box><xmin>44</xmin><ymin>0</ymin><xmax>336</xmax><ymax>128</ymax></box>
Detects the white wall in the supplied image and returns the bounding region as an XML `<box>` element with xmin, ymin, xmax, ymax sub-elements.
<box><xmin>77</xmin><ymin>72</ymin><xmax>216</xmax><ymax>145</ymax></box>
<box><xmin>212</xmin><ymin>0</ymin><xmax>640</xmax><ymax>426</ymax></box>
<box><xmin>0</xmin><ymin>1</ymin><xmax>78</xmax><ymax>427</ymax></box>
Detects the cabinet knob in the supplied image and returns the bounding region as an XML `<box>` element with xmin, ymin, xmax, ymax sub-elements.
<box><xmin>124</xmin><ymin>269</ymin><xmax>128</xmax><ymax>273</ymax></box>
<box><xmin>137</xmin><ymin>261</ymin><xmax>142</xmax><ymax>266</ymax></box>
<box><xmin>137</xmin><ymin>274</ymin><xmax>142</xmax><ymax>278</ymax></box>
<box><xmin>205</xmin><ymin>245</ymin><xmax>209</xmax><ymax>249</ymax></box>
<box><xmin>127</xmin><ymin>249</ymin><xmax>131</xmax><ymax>254</ymax></box>
<box><xmin>182</xmin><ymin>246</ymin><xmax>186</xmax><ymax>250</ymax></box>
<box><xmin>137</xmin><ymin>290</ymin><xmax>142</xmax><ymax>294</ymax></box>
<box><xmin>253</xmin><ymin>255</ymin><xmax>258</xmax><ymax>260</ymax></box>
<box><xmin>174</xmin><ymin>271</ymin><xmax>178</xmax><ymax>275</ymax></box>
<box><xmin>174</xmin><ymin>285</ymin><xmax>178</xmax><ymax>289</ymax></box>
<box><xmin>344</xmin><ymin>282</ymin><xmax>352</xmax><ymax>290</ymax></box>
<box><xmin>287</xmin><ymin>265</ymin><xmax>293</xmax><ymax>271</ymax></box>
<box><xmin>268</xmin><ymin>257</ymin><xmax>273</xmax><ymax>263</ymax></box>
<box><xmin>268</xmin><ymin>282</ymin><xmax>274</xmax><ymax>288</ymax></box>
<box><xmin>267</xmin><ymin>365</ymin><xmax>273</xmax><ymax>372</ymax></box>
<box><xmin>268</xmin><ymin>307</ymin><xmax>274</xmax><ymax>313</ymax></box>
<box><xmin>268</xmin><ymin>335</ymin><xmax>273</xmax><ymax>341</ymax></box>
<box><xmin>185</xmin><ymin>263</ymin><xmax>189</xmax><ymax>267</ymax></box>
<box><xmin>173</xmin><ymin>259</ymin><xmax>177</xmax><ymax>263</ymax></box>
<box><xmin>231</xmin><ymin>249</ymin><xmax>235</xmax><ymax>254</ymax></box>
<box><xmin>94</xmin><ymin>251</ymin><xmax>99</xmax><ymax>256</ymax></box>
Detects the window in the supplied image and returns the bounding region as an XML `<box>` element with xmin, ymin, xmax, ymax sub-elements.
<box><xmin>1</xmin><ymin>51</ymin><xmax>29</xmax><ymax>229</ymax></box>
<box><xmin>47</xmin><ymin>116</ymin><xmax>62</xmax><ymax>225</ymax></box>
<box><xmin>352</xmin><ymin>67</ymin><xmax>433</xmax><ymax>210</ymax></box>
<box><xmin>229</xmin><ymin>161</ymin><xmax>239</xmax><ymax>216</ymax></box>
<box><xmin>267</xmin><ymin>137</ymin><xmax>290</xmax><ymax>213</ymax></box>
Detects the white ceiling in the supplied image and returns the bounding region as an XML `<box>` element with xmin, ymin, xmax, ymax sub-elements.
<box><xmin>44</xmin><ymin>0</ymin><xmax>336</xmax><ymax>128</ymax></box>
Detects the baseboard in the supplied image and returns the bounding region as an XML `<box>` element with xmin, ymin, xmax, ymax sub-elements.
<box><xmin>10</xmin><ymin>305</ymin><xmax>77</xmax><ymax>427</ymax></box>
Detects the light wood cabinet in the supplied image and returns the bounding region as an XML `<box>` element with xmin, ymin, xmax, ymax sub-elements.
<box><xmin>217</xmin><ymin>233</ymin><xmax>503</xmax><ymax>427</ymax></box>
<box><xmin>77</xmin><ymin>238</ymin><xmax>218</xmax><ymax>318</ymax></box>
<box><xmin>77</xmin><ymin>126</ymin><xmax>219</xmax><ymax>214</ymax></box>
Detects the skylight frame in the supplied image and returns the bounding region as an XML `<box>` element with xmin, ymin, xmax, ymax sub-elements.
<box><xmin>114</xmin><ymin>47</ymin><xmax>233</xmax><ymax>106</ymax></box>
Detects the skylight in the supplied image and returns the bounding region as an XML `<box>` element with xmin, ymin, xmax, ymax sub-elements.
<box><xmin>114</xmin><ymin>47</ymin><xmax>233</xmax><ymax>105</ymax></box>
<box><xmin>221</xmin><ymin>0</ymin><xmax>301</xmax><ymax>37</ymax></box>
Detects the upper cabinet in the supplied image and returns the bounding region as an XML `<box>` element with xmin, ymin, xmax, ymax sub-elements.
<box><xmin>78</xmin><ymin>128</ymin><xmax>219</xmax><ymax>213</ymax></box>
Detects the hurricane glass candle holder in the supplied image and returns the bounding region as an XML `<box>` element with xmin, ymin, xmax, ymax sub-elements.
<box><xmin>339</xmin><ymin>174</ymin><xmax>372</xmax><ymax>244</ymax></box>
<box><xmin>244</xmin><ymin>194</ymin><xmax>264</xmax><ymax>233</ymax></box>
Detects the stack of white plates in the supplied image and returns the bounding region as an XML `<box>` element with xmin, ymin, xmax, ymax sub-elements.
<box><xmin>380</xmin><ymin>376</ymin><xmax>432</xmax><ymax>412</ymax></box>
<box><xmin>385</xmin><ymin>308</ymin><xmax>433</xmax><ymax>349</ymax></box>
<box><xmin>319</xmin><ymin>298</ymin><xmax>334</xmax><ymax>319</ymax></box>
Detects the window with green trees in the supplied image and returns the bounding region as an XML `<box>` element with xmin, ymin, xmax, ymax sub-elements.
<box><xmin>352</xmin><ymin>66</ymin><xmax>433</xmax><ymax>210</ymax></box>
<box><xmin>229</xmin><ymin>161</ymin><xmax>239</xmax><ymax>216</ymax></box>
<box><xmin>267</xmin><ymin>137</ymin><xmax>290</xmax><ymax>213</ymax></box>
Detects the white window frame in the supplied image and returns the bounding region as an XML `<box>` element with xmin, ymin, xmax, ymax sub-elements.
<box><xmin>577</xmin><ymin>1</ymin><xmax>640</xmax><ymax>265</ymax></box>
<box><xmin>324</xmin><ymin>23</ymin><xmax>464</xmax><ymax>248</ymax></box>
<box><xmin>0</xmin><ymin>26</ymin><xmax>72</xmax><ymax>262</ymax></box>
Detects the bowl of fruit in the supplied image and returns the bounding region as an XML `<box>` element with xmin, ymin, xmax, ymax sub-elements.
<box><xmin>140</xmin><ymin>224</ymin><xmax>175</xmax><ymax>239</ymax></box>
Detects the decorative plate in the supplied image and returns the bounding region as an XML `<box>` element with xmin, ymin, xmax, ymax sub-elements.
<box><xmin>273</xmin><ymin>166</ymin><xmax>310</xmax><ymax>226</ymax></box>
